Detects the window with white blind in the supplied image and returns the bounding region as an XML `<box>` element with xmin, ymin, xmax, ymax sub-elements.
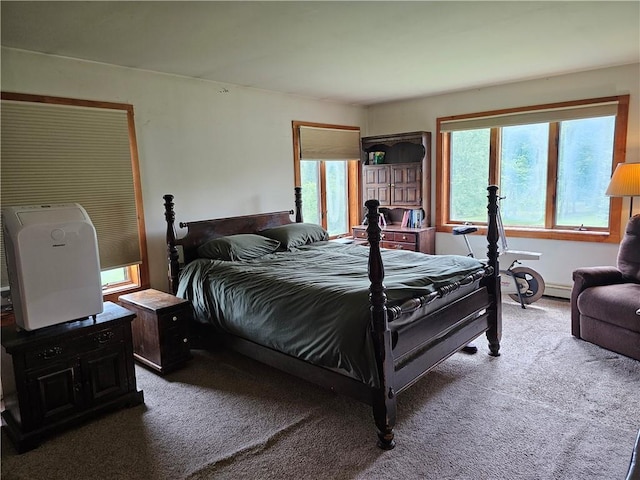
<box><xmin>436</xmin><ymin>95</ymin><xmax>629</xmax><ymax>243</ymax></box>
<box><xmin>292</xmin><ymin>122</ymin><xmax>361</xmax><ymax>237</ymax></box>
<box><xmin>0</xmin><ymin>93</ymin><xmax>148</xmax><ymax>299</ymax></box>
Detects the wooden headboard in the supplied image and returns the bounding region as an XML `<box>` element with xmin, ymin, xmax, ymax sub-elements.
<box><xmin>163</xmin><ymin>187</ymin><xmax>303</xmax><ymax>294</ymax></box>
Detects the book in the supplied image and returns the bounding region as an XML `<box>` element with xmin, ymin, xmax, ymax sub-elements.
<box><xmin>401</xmin><ymin>210</ymin><xmax>410</xmax><ymax>227</ymax></box>
<box><xmin>400</xmin><ymin>208</ymin><xmax>425</xmax><ymax>228</ymax></box>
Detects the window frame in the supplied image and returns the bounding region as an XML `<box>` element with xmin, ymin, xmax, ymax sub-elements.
<box><xmin>436</xmin><ymin>95</ymin><xmax>629</xmax><ymax>243</ymax></box>
<box><xmin>102</xmin><ymin>265</ymin><xmax>142</xmax><ymax>298</ymax></box>
<box><xmin>292</xmin><ymin>121</ymin><xmax>360</xmax><ymax>237</ymax></box>
<box><xmin>1</xmin><ymin>92</ymin><xmax>150</xmax><ymax>301</ymax></box>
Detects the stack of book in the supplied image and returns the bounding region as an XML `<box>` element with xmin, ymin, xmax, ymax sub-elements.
<box><xmin>400</xmin><ymin>209</ymin><xmax>424</xmax><ymax>228</ymax></box>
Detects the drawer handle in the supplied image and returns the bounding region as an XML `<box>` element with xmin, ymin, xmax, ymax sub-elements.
<box><xmin>183</xmin><ymin>338</ymin><xmax>188</xmax><ymax>343</ymax></box>
<box><xmin>96</xmin><ymin>331</ymin><xmax>115</xmax><ymax>344</ymax></box>
<box><xmin>172</xmin><ymin>316</ymin><xmax>178</xmax><ymax>322</ymax></box>
<box><xmin>402</xmin><ymin>235</ymin><xmax>407</xmax><ymax>240</ymax></box>
<box><xmin>39</xmin><ymin>346</ymin><xmax>63</xmax><ymax>359</ymax></box>
<box><xmin>381</xmin><ymin>233</ymin><xmax>385</xmax><ymax>239</ymax></box>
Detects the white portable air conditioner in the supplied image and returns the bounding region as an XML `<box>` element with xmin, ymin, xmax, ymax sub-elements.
<box><xmin>2</xmin><ymin>204</ymin><xmax>103</xmax><ymax>331</ymax></box>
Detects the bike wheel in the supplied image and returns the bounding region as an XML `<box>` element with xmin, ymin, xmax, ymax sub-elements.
<box><xmin>508</xmin><ymin>266</ymin><xmax>545</xmax><ymax>305</ymax></box>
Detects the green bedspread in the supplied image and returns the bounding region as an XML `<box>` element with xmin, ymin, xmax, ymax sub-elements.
<box><xmin>177</xmin><ymin>242</ymin><xmax>484</xmax><ymax>386</ymax></box>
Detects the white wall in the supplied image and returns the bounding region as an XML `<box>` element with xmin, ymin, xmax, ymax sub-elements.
<box><xmin>1</xmin><ymin>48</ymin><xmax>367</xmax><ymax>291</ymax></box>
<box><xmin>366</xmin><ymin>64</ymin><xmax>640</xmax><ymax>297</ymax></box>
<box><xmin>3</xmin><ymin>48</ymin><xmax>638</xmax><ymax>298</ymax></box>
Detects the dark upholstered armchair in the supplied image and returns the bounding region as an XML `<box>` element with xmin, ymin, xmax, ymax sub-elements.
<box><xmin>571</xmin><ymin>214</ymin><xmax>640</xmax><ymax>361</ymax></box>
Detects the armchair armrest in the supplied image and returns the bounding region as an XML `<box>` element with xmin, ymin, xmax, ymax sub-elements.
<box><xmin>572</xmin><ymin>266</ymin><xmax>625</xmax><ymax>290</ymax></box>
<box><xmin>571</xmin><ymin>266</ymin><xmax>625</xmax><ymax>338</ymax></box>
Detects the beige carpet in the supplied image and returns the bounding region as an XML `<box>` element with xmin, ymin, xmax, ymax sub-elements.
<box><xmin>2</xmin><ymin>297</ymin><xmax>639</xmax><ymax>479</ymax></box>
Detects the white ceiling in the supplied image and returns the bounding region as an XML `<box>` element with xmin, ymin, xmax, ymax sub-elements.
<box><xmin>2</xmin><ymin>1</ymin><xmax>639</xmax><ymax>105</ymax></box>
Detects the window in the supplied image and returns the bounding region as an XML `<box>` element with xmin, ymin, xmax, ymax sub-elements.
<box><xmin>292</xmin><ymin>121</ymin><xmax>360</xmax><ymax>237</ymax></box>
<box><xmin>437</xmin><ymin>95</ymin><xmax>629</xmax><ymax>242</ymax></box>
<box><xmin>555</xmin><ymin>117</ymin><xmax>615</xmax><ymax>228</ymax></box>
<box><xmin>101</xmin><ymin>267</ymin><xmax>130</xmax><ymax>288</ymax></box>
<box><xmin>0</xmin><ymin>92</ymin><xmax>149</xmax><ymax>300</ymax></box>
<box><xmin>300</xmin><ymin>160</ymin><xmax>350</xmax><ymax>236</ymax></box>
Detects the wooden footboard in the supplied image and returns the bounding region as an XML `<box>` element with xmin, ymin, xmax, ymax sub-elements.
<box><xmin>364</xmin><ymin>185</ymin><xmax>501</xmax><ymax>449</ymax></box>
<box><xmin>163</xmin><ymin>185</ymin><xmax>501</xmax><ymax>450</ymax></box>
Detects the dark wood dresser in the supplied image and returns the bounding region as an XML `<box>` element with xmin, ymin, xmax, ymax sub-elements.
<box><xmin>352</xmin><ymin>225</ymin><xmax>436</xmax><ymax>254</ymax></box>
<box><xmin>1</xmin><ymin>302</ymin><xmax>144</xmax><ymax>453</ymax></box>
<box><xmin>360</xmin><ymin>131</ymin><xmax>432</xmax><ymax>225</ymax></box>
<box><xmin>118</xmin><ymin>289</ymin><xmax>192</xmax><ymax>375</ymax></box>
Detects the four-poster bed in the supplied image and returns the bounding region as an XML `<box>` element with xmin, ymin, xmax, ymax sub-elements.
<box><xmin>163</xmin><ymin>186</ymin><xmax>502</xmax><ymax>449</ymax></box>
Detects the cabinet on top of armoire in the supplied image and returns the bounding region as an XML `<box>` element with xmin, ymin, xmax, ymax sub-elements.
<box><xmin>361</xmin><ymin>131</ymin><xmax>431</xmax><ymax>226</ymax></box>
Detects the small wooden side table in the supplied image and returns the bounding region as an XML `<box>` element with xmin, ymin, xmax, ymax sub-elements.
<box><xmin>1</xmin><ymin>302</ymin><xmax>144</xmax><ymax>453</ymax></box>
<box><xmin>118</xmin><ymin>289</ymin><xmax>192</xmax><ymax>374</ymax></box>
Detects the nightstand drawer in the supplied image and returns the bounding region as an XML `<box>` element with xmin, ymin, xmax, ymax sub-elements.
<box><xmin>83</xmin><ymin>325</ymin><xmax>125</xmax><ymax>350</ymax></box>
<box><xmin>23</xmin><ymin>325</ymin><xmax>124</xmax><ymax>369</ymax></box>
<box><xmin>162</xmin><ymin>327</ymin><xmax>190</xmax><ymax>362</ymax></box>
<box><xmin>158</xmin><ymin>310</ymin><xmax>192</xmax><ymax>330</ymax></box>
<box><xmin>24</xmin><ymin>343</ymin><xmax>75</xmax><ymax>369</ymax></box>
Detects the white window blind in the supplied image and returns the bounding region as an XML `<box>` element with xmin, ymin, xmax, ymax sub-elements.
<box><xmin>1</xmin><ymin>99</ymin><xmax>142</xmax><ymax>287</ymax></box>
<box><xmin>299</xmin><ymin>126</ymin><xmax>360</xmax><ymax>160</ymax></box>
<box><xmin>440</xmin><ymin>101</ymin><xmax>619</xmax><ymax>132</ymax></box>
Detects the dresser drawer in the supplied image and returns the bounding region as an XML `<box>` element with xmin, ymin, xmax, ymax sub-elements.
<box><xmin>381</xmin><ymin>241</ymin><xmax>418</xmax><ymax>251</ymax></box>
<box><xmin>352</xmin><ymin>225</ymin><xmax>434</xmax><ymax>254</ymax></box>
<box><xmin>353</xmin><ymin>228</ymin><xmax>368</xmax><ymax>240</ymax></box>
<box><xmin>388</xmin><ymin>231</ymin><xmax>417</xmax><ymax>244</ymax></box>
<box><xmin>353</xmin><ymin>228</ymin><xmax>418</xmax><ymax>242</ymax></box>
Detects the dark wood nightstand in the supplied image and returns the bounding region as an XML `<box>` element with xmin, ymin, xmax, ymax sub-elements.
<box><xmin>118</xmin><ymin>289</ymin><xmax>192</xmax><ymax>375</ymax></box>
<box><xmin>1</xmin><ymin>302</ymin><xmax>144</xmax><ymax>453</ymax></box>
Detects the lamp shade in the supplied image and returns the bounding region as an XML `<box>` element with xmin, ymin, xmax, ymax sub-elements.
<box><xmin>605</xmin><ymin>163</ymin><xmax>640</xmax><ymax>197</ymax></box>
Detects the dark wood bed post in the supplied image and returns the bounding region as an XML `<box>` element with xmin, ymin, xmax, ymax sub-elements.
<box><xmin>365</xmin><ymin>199</ymin><xmax>397</xmax><ymax>450</ymax></box>
<box><xmin>486</xmin><ymin>185</ymin><xmax>502</xmax><ymax>356</ymax></box>
<box><xmin>294</xmin><ymin>186</ymin><xmax>303</xmax><ymax>223</ymax></box>
<box><xmin>164</xmin><ymin>194</ymin><xmax>180</xmax><ymax>295</ymax></box>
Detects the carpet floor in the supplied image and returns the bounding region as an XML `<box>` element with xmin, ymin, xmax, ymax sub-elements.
<box><xmin>2</xmin><ymin>296</ymin><xmax>639</xmax><ymax>479</ymax></box>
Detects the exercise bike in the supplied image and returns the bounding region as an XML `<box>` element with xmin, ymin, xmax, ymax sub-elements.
<box><xmin>452</xmin><ymin>198</ymin><xmax>545</xmax><ymax>309</ymax></box>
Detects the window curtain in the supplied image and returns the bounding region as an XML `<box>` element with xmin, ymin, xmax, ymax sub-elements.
<box><xmin>299</xmin><ymin>126</ymin><xmax>360</xmax><ymax>160</ymax></box>
<box><xmin>1</xmin><ymin>99</ymin><xmax>142</xmax><ymax>287</ymax></box>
